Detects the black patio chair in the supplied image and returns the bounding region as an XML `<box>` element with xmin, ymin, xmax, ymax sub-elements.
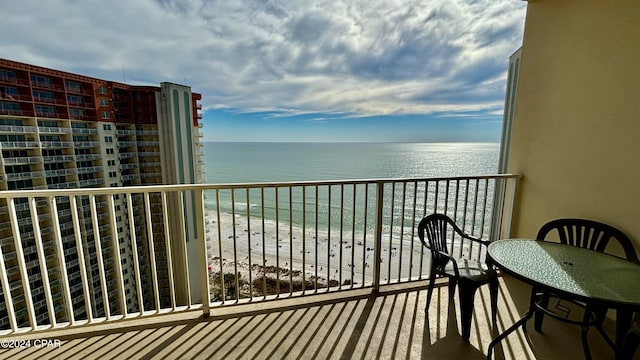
<box><xmin>534</xmin><ymin>218</ymin><xmax>639</xmax><ymax>356</ymax></box>
<box><xmin>418</xmin><ymin>213</ymin><xmax>498</xmax><ymax>340</ymax></box>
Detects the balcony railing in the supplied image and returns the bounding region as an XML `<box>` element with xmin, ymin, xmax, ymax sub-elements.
<box><xmin>0</xmin><ymin>141</ymin><xmax>40</xmax><ymax>149</ymax></box>
<box><xmin>1</xmin><ymin>156</ymin><xmax>42</xmax><ymax>165</ymax></box>
<box><xmin>0</xmin><ymin>174</ymin><xmax>519</xmax><ymax>336</ymax></box>
<box><xmin>38</xmin><ymin>126</ymin><xmax>73</xmax><ymax>134</ymax></box>
<box><xmin>0</xmin><ymin>125</ymin><xmax>37</xmax><ymax>133</ymax></box>
<box><xmin>71</xmin><ymin>127</ymin><xmax>98</xmax><ymax>135</ymax></box>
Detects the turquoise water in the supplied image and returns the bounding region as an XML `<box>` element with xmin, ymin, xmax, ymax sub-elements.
<box><xmin>204</xmin><ymin>142</ymin><xmax>499</xmax><ymax>183</ymax></box>
<box><xmin>203</xmin><ymin>142</ymin><xmax>500</xmax><ymax>233</ymax></box>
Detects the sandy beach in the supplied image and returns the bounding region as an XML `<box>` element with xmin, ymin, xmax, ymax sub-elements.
<box><xmin>203</xmin><ymin>209</ymin><xmax>433</xmax><ymax>299</ymax></box>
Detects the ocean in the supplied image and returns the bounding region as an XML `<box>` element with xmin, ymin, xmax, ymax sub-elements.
<box><xmin>202</xmin><ymin>142</ymin><xmax>500</xmax><ymax>233</ymax></box>
<box><xmin>204</xmin><ymin>142</ymin><xmax>500</xmax><ymax>184</ymax></box>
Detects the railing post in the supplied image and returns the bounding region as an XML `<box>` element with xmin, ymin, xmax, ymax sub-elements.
<box><xmin>500</xmin><ymin>177</ymin><xmax>519</xmax><ymax>239</ymax></box>
<box><xmin>373</xmin><ymin>181</ymin><xmax>384</xmax><ymax>293</ymax></box>
<box><xmin>490</xmin><ymin>178</ymin><xmax>506</xmax><ymax>242</ymax></box>
<box><xmin>194</xmin><ymin>187</ymin><xmax>210</xmax><ymax>316</ymax></box>
<box><xmin>490</xmin><ymin>176</ymin><xmax>519</xmax><ymax>241</ymax></box>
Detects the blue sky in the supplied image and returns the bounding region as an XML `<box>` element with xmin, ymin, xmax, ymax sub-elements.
<box><xmin>0</xmin><ymin>0</ymin><xmax>527</xmax><ymax>142</ymax></box>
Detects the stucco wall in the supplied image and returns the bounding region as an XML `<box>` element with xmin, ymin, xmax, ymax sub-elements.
<box><xmin>507</xmin><ymin>0</ymin><xmax>640</xmax><ymax>252</ymax></box>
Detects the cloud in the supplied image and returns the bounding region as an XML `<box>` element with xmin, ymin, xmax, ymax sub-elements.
<box><xmin>0</xmin><ymin>0</ymin><xmax>526</xmax><ymax>119</ymax></box>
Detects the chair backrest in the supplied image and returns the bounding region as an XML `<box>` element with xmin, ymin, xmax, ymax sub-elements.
<box><xmin>537</xmin><ymin>218</ymin><xmax>639</xmax><ymax>263</ymax></box>
<box><xmin>418</xmin><ymin>213</ymin><xmax>475</xmax><ymax>270</ymax></box>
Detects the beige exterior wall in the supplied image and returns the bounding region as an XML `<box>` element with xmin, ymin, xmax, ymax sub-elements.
<box><xmin>507</xmin><ymin>0</ymin><xmax>640</xmax><ymax>252</ymax></box>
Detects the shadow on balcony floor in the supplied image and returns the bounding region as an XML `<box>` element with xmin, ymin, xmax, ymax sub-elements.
<box><xmin>0</xmin><ymin>275</ymin><xmax>626</xmax><ymax>360</ymax></box>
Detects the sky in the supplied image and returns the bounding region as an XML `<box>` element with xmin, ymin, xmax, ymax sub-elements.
<box><xmin>0</xmin><ymin>0</ymin><xmax>527</xmax><ymax>142</ymax></box>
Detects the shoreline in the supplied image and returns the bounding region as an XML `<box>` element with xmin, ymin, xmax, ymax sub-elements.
<box><xmin>203</xmin><ymin>210</ymin><xmax>432</xmax><ymax>298</ymax></box>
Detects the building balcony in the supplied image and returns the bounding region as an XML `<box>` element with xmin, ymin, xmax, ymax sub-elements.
<box><xmin>0</xmin><ymin>156</ymin><xmax>42</xmax><ymax>165</ymax></box>
<box><xmin>74</xmin><ymin>154</ymin><xmax>100</xmax><ymax>161</ymax></box>
<box><xmin>76</xmin><ymin>166</ymin><xmax>103</xmax><ymax>175</ymax></box>
<box><xmin>0</xmin><ymin>109</ymin><xmax>34</xmax><ymax>117</ymax></box>
<box><xmin>71</xmin><ymin>127</ymin><xmax>98</xmax><ymax>135</ymax></box>
<box><xmin>136</xmin><ymin>129</ymin><xmax>158</xmax><ymax>136</ymax></box>
<box><xmin>69</xmin><ymin>114</ymin><xmax>92</xmax><ymax>121</ymax></box>
<box><xmin>45</xmin><ymin>168</ymin><xmax>78</xmax><ymax>177</ymax></box>
<box><xmin>31</xmin><ymin>82</ymin><xmax>65</xmax><ymax>92</ymax></box>
<box><xmin>0</xmin><ymin>141</ymin><xmax>40</xmax><ymax>149</ymax></box>
<box><xmin>48</xmin><ymin>182</ymin><xmax>78</xmax><ymax>190</ymax></box>
<box><xmin>116</xmin><ymin>129</ymin><xmax>136</xmax><ymax>136</ymax></box>
<box><xmin>0</xmin><ymin>175</ymin><xmax>625</xmax><ymax>359</ymax></box>
<box><xmin>0</xmin><ymin>274</ymin><xmax>617</xmax><ymax>359</ymax></box>
<box><xmin>33</xmin><ymin>97</ymin><xmax>67</xmax><ymax>106</ymax></box>
<box><xmin>0</xmin><ymin>125</ymin><xmax>37</xmax><ymax>133</ymax></box>
<box><xmin>78</xmin><ymin>178</ymin><xmax>105</xmax><ymax>187</ymax></box>
<box><xmin>0</xmin><ymin>93</ymin><xmax>32</xmax><ymax>102</ymax></box>
<box><xmin>65</xmin><ymin>87</ymin><xmax>94</xmax><ymax>96</ymax></box>
<box><xmin>73</xmin><ymin>141</ymin><xmax>100</xmax><ymax>148</ymax></box>
<box><xmin>120</xmin><ymin>163</ymin><xmax>139</xmax><ymax>170</ymax></box>
<box><xmin>40</xmin><ymin>141</ymin><xmax>73</xmax><ymax>149</ymax></box>
<box><xmin>117</xmin><ymin>141</ymin><xmax>138</xmax><ymax>148</ymax></box>
<box><xmin>5</xmin><ymin>171</ymin><xmax>45</xmax><ymax>181</ymax></box>
<box><xmin>35</xmin><ymin>111</ymin><xmax>60</xmax><ymax>118</ymax></box>
<box><xmin>0</xmin><ymin>75</ymin><xmax>30</xmax><ymax>86</ymax></box>
<box><xmin>38</xmin><ymin>126</ymin><xmax>73</xmax><ymax>134</ymax></box>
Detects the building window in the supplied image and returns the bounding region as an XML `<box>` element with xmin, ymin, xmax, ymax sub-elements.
<box><xmin>105</xmin><ymin>136</ymin><xmax>113</xmax><ymax>143</ymax></box>
<box><xmin>67</xmin><ymin>94</ymin><xmax>83</xmax><ymax>104</ymax></box>
<box><xmin>30</xmin><ymin>75</ymin><xmax>51</xmax><ymax>88</ymax></box>
<box><xmin>98</xmin><ymin>86</ymin><xmax>107</xmax><ymax>94</ymax></box>
<box><xmin>69</xmin><ymin>108</ymin><xmax>85</xmax><ymax>118</ymax></box>
<box><xmin>65</xmin><ymin>80</ymin><xmax>82</xmax><ymax>92</ymax></box>
<box><xmin>0</xmin><ymin>118</ymin><xmax>23</xmax><ymax>126</ymax></box>
<box><xmin>0</xmin><ymin>70</ymin><xmax>16</xmax><ymax>81</ymax></box>
<box><xmin>0</xmin><ymin>86</ymin><xmax>18</xmax><ymax>99</ymax></box>
<box><xmin>0</xmin><ymin>102</ymin><xmax>21</xmax><ymax>112</ymax></box>
<box><xmin>100</xmin><ymin>98</ymin><xmax>109</xmax><ymax>106</ymax></box>
<box><xmin>32</xmin><ymin>90</ymin><xmax>54</xmax><ymax>102</ymax></box>
<box><xmin>35</xmin><ymin>104</ymin><xmax>55</xmax><ymax>115</ymax></box>
<box><xmin>106</xmin><ymin>148</ymin><xmax>114</xmax><ymax>155</ymax></box>
<box><xmin>101</xmin><ymin>111</ymin><xmax>110</xmax><ymax>119</ymax></box>
<box><xmin>103</xmin><ymin>124</ymin><xmax>111</xmax><ymax>131</ymax></box>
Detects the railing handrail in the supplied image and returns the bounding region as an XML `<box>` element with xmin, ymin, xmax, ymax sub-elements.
<box><xmin>0</xmin><ymin>174</ymin><xmax>522</xmax><ymax>198</ymax></box>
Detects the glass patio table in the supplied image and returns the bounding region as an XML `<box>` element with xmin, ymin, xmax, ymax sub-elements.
<box><xmin>486</xmin><ymin>239</ymin><xmax>640</xmax><ymax>360</ymax></box>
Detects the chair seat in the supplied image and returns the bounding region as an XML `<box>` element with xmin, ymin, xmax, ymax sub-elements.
<box><xmin>441</xmin><ymin>258</ymin><xmax>496</xmax><ymax>282</ymax></box>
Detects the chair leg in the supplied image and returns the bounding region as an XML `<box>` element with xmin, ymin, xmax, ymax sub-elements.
<box><xmin>580</xmin><ymin>308</ymin><xmax>593</xmax><ymax>360</ymax></box>
<box><xmin>457</xmin><ymin>280</ymin><xmax>478</xmax><ymax>340</ymax></box>
<box><xmin>592</xmin><ymin>307</ymin><xmax>615</xmax><ymax>350</ymax></box>
<box><xmin>448</xmin><ymin>277</ymin><xmax>457</xmax><ymax>303</ymax></box>
<box><xmin>425</xmin><ymin>268</ymin><xmax>438</xmax><ymax>312</ymax></box>
<box><xmin>534</xmin><ymin>288</ymin><xmax>550</xmax><ymax>332</ymax></box>
<box><xmin>489</xmin><ymin>278</ymin><xmax>499</xmax><ymax>328</ymax></box>
<box><xmin>623</xmin><ymin>329</ymin><xmax>640</xmax><ymax>360</ymax></box>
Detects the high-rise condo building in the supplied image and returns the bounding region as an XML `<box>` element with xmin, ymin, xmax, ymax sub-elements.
<box><xmin>0</xmin><ymin>58</ymin><xmax>204</xmax><ymax>328</ymax></box>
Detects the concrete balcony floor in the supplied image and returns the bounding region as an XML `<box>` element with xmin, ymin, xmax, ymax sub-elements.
<box><xmin>0</xmin><ymin>275</ymin><xmax>623</xmax><ymax>360</ymax></box>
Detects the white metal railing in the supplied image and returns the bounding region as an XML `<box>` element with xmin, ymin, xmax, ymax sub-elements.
<box><xmin>0</xmin><ymin>175</ymin><xmax>519</xmax><ymax>335</ymax></box>
<box><xmin>1</xmin><ymin>141</ymin><xmax>40</xmax><ymax>149</ymax></box>
<box><xmin>0</xmin><ymin>125</ymin><xmax>38</xmax><ymax>133</ymax></box>
<box><xmin>71</xmin><ymin>128</ymin><xmax>98</xmax><ymax>135</ymax></box>
<box><xmin>38</xmin><ymin>127</ymin><xmax>73</xmax><ymax>134</ymax></box>
<box><xmin>1</xmin><ymin>156</ymin><xmax>42</xmax><ymax>165</ymax></box>
<box><xmin>40</xmin><ymin>141</ymin><xmax>73</xmax><ymax>148</ymax></box>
